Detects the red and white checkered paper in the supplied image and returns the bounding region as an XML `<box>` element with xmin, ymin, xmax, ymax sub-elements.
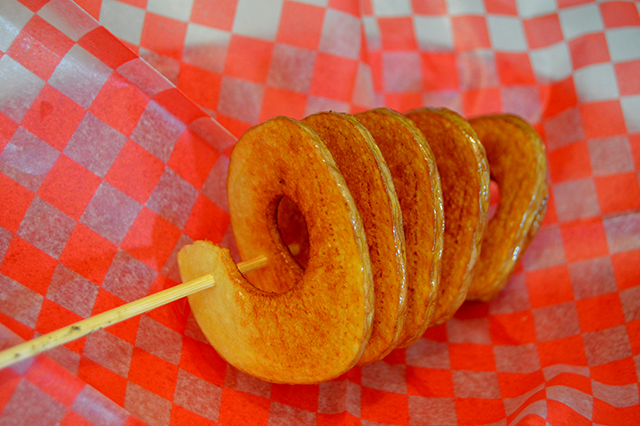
<box><xmin>1</xmin><ymin>0</ymin><xmax>639</xmax><ymax>424</ymax></box>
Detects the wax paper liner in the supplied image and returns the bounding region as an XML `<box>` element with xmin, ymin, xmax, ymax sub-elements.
<box><xmin>1</xmin><ymin>0</ymin><xmax>640</xmax><ymax>425</ymax></box>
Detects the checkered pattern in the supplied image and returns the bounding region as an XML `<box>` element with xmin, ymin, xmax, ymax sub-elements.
<box><xmin>1</xmin><ymin>0</ymin><xmax>640</xmax><ymax>425</ymax></box>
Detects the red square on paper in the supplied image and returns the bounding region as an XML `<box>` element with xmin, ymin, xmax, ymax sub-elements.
<box><xmin>91</xmin><ymin>288</ymin><xmax>140</xmax><ymax>344</ymax></box>
<box><xmin>523</xmin><ymin>15</ymin><xmax>563</xmax><ymax>50</ymax></box>
<box><xmin>0</xmin><ymin>113</ymin><xmax>19</xmax><ymax>151</ymax></box>
<box><xmin>218</xmin><ymin>388</ymin><xmax>270</xmax><ymax>426</ymax></box>
<box><xmin>259</xmin><ymin>87</ymin><xmax>307</xmax><ymax>122</ymax></box>
<box><xmin>128</xmin><ymin>347</ymin><xmax>179</xmax><ymax>400</ymax></box>
<box><xmin>526</xmin><ymin>265</ymin><xmax>574</xmax><ymax>308</ymax></box>
<box><xmin>451</xmin><ymin>16</ymin><xmax>490</xmax><ymax>51</ymax></box>
<box><xmin>462</xmin><ymin>87</ymin><xmax>501</xmax><ymax>117</ymax></box>
<box><xmin>79</xmin><ymin>27</ymin><xmax>138</xmax><ymax>70</ymax></box>
<box><xmin>7</xmin><ymin>15</ymin><xmax>74</xmax><ymax>81</ymax></box>
<box><xmin>310</xmin><ymin>53</ymin><xmax>358</xmax><ymax>102</ymax></box>
<box><xmin>593</xmin><ymin>399</ymin><xmax>640</xmax><ymax>426</ymax></box>
<box><xmin>35</xmin><ymin>298</ymin><xmax>82</xmax><ymax>335</ymax></box>
<box><xmin>548</xmin><ymin>400</ymin><xmax>592</xmax><ymax>426</ymax></box>
<box><xmin>559</xmin><ymin>218</ymin><xmax>609</xmax><ymax>262</ymax></box>
<box><xmin>495</xmin><ymin>52</ymin><xmax>536</xmax><ymax>86</ymax></box>
<box><xmin>154</xmin><ymin>89</ymin><xmax>207</xmax><ymax>125</ymax></box>
<box><xmin>77</xmin><ymin>357</ymin><xmax>128</xmax><ymax>406</ymax></box>
<box><xmin>537</xmin><ymin>335</ymin><xmax>588</xmax><ymax>367</ymax></box>
<box><xmin>379</xmin><ymin>17</ymin><xmax>417</xmax><ymax>51</ymax></box>
<box><xmin>616</xmin><ymin>60</ymin><xmax>640</xmax><ymax>96</ymax></box>
<box><xmin>0</xmin><ymin>173</ymin><xmax>34</xmax><ymax>233</ymax></box>
<box><xmin>276</xmin><ymin>1</ymin><xmax>325</xmax><ymax>50</ymax></box>
<box><xmin>224</xmin><ymin>35</ymin><xmax>274</xmax><ymax>83</ymax></box>
<box><xmin>17</xmin><ymin>0</ymin><xmax>48</xmax><ymax>12</ymax></box>
<box><xmin>104</xmin><ymin>140</ymin><xmax>165</xmax><ymax>204</ymax></box>
<box><xmin>421</xmin><ymin>52</ymin><xmax>459</xmax><ymax>90</ymax></box>
<box><xmin>37</xmin><ymin>155</ymin><xmax>101</xmax><ymax>220</ymax></box>
<box><xmin>0</xmin><ymin>236</ymin><xmax>56</xmax><ymax>295</ymax></box>
<box><xmin>497</xmin><ymin>371</ymin><xmax>545</xmax><ymax>398</ymax></box>
<box><xmin>271</xmin><ymin>383</ymin><xmax>319</xmax><ymax>412</ymax></box>
<box><xmin>215</xmin><ymin>114</ymin><xmax>252</xmax><ymax>139</ymax></box>
<box><xmin>329</xmin><ymin>0</ymin><xmax>359</xmax><ymax>15</ymax></box>
<box><xmin>569</xmin><ymin>33</ymin><xmax>610</xmax><ymax>70</ymax></box>
<box><xmin>485</xmin><ymin>0</ymin><xmax>517</xmax><ymax>15</ymax></box>
<box><xmin>120</xmin><ymin>207</ymin><xmax>181</xmax><ymax>271</ymax></box>
<box><xmin>449</xmin><ymin>343</ymin><xmax>496</xmax><ymax>371</ymax></box>
<box><xmin>170</xmin><ymin>405</ymin><xmax>216</xmax><ymax>426</ymax></box>
<box><xmin>168</xmin><ymin>131</ymin><xmax>220</xmax><ymax>190</ymax></box>
<box><xmin>612</xmin><ymin>249</ymin><xmax>640</xmax><ymax>291</ymax></box>
<box><xmin>577</xmin><ymin>293</ymin><xmax>625</xmax><ymax>333</ymax></box>
<box><xmin>406</xmin><ymin>367</ymin><xmax>454</xmax><ymax>397</ymax></box>
<box><xmin>490</xmin><ymin>311</ymin><xmax>537</xmax><ymax>344</ymax></box>
<box><xmin>190</xmin><ymin>0</ymin><xmax>236</xmax><ymax>31</ymax></box>
<box><xmin>177</xmin><ymin>64</ymin><xmax>221</xmax><ymax>112</ymax></box>
<box><xmin>600</xmin><ymin>1</ymin><xmax>640</xmax><ymax>29</ymax></box>
<box><xmin>183</xmin><ymin>194</ymin><xmax>230</xmax><ymax>243</ymax></box>
<box><xmin>541</xmin><ymin>77</ymin><xmax>578</xmax><ymax>118</ymax></box>
<box><xmin>411</xmin><ymin>0</ymin><xmax>446</xmax><ymax>15</ymax></box>
<box><xmin>384</xmin><ymin>92</ymin><xmax>422</xmax><ymax>113</ymax></box>
<box><xmin>590</xmin><ymin>357</ymin><xmax>638</xmax><ymax>385</ymax></box>
<box><xmin>595</xmin><ymin>173</ymin><xmax>640</xmax><ymax>214</ymax></box>
<box><xmin>548</xmin><ymin>142</ymin><xmax>593</xmax><ymax>182</ymax></box>
<box><xmin>179</xmin><ymin>336</ymin><xmax>226</xmax><ymax>386</ymax></box>
<box><xmin>580</xmin><ymin>100</ymin><xmax>627</xmax><ymax>139</ymax></box>
<box><xmin>89</xmin><ymin>72</ymin><xmax>149</xmax><ymax>137</ymax></box>
<box><xmin>361</xmin><ymin>387</ymin><xmax>409</xmax><ymax>425</ymax></box>
<box><xmin>59</xmin><ymin>223</ymin><xmax>118</xmax><ymax>285</ymax></box>
<box><xmin>317</xmin><ymin>412</ymin><xmax>360</xmax><ymax>426</ymax></box>
<box><xmin>21</xmin><ymin>85</ymin><xmax>86</xmax><ymax>151</ymax></box>
<box><xmin>59</xmin><ymin>410</ymin><xmax>94</xmax><ymax>426</ymax></box>
<box><xmin>140</xmin><ymin>13</ymin><xmax>188</xmax><ymax>61</ymax></box>
<box><xmin>456</xmin><ymin>399</ymin><xmax>505</xmax><ymax>425</ymax></box>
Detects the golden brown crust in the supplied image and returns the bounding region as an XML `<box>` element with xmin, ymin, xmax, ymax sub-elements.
<box><xmin>180</xmin><ymin>116</ymin><xmax>374</xmax><ymax>384</ymax></box>
<box><xmin>356</xmin><ymin>108</ymin><xmax>444</xmax><ymax>348</ymax></box>
<box><xmin>301</xmin><ymin>111</ymin><xmax>408</xmax><ymax>365</ymax></box>
<box><xmin>405</xmin><ymin>107</ymin><xmax>490</xmax><ymax>326</ymax></box>
<box><xmin>465</xmin><ymin>114</ymin><xmax>549</xmax><ymax>302</ymax></box>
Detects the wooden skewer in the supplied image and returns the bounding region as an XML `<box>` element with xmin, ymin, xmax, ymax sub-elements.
<box><xmin>0</xmin><ymin>244</ymin><xmax>300</xmax><ymax>370</ymax></box>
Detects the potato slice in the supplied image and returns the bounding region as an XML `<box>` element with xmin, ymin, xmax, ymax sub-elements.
<box><xmin>356</xmin><ymin>108</ymin><xmax>444</xmax><ymax>348</ymax></box>
<box><xmin>465</xmin><ymin>114</ymin><xmax>549</xmax><ymax>301</ymax></box>
<box><xmin>179</xmin><ymin>116</ymin><xmax>374</xmax><ymax>384</ymax></box>
<box><xmin>302</xmin><ymin>111</ymin><xmax>408</xmax><ymax>365</ymax></box>
<box><xmin>406</xmin><ymin>108</ymin><xmax>490</xmax><ymax>326</ymax></box>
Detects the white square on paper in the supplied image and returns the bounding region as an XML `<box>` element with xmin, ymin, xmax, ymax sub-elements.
<box><xmin>530</xmin><ymin>42</ymin><xmax>573</xmax><ymax>82</ymax></box>
<box><xmin>446</xmin><ymin>0</ymin><xmax>485</xmax><ymax>15</ymax></box>
<box><xmin>414</xmin><ymin>16</ymin><xmax>454</xmax><ymax>51</ymax></box>
<box><xmin>0</xmin><ymin>56</ymin><xmax>45</xmax><ymax>123</ymax></box>
<box><xmin>146</xmin><ymin>0</ymin><xmax>194</xmax><ymax>21</ymax></box>
<box><xmin>559</xmin><ymin>3</ymin><xmax>604</xmax><ymax>40</ymax></box>
<box><xmin>371</xmin><ymin>0</ymin><xmax>412</xmax><ymax>16</ymax></box>
<box><xmin>363</xmin><ymin>16</ymin><xmax>381</xmax><ymax>51</ymax></box>
<box><xmin>516</xmin><ymin>0</ymin><xmax>557</xmax><ymax>19</ymax></box>
<box><xmin>99</xmin><ymin>0</ymin><xmax>145</xmax><ymax>46</ymax></box>
<box><xmin>606</xmin><ymin>28</ymin><xmax>640</xmax><ymax>63</ymax></box>
<box><xmin>38</xmin><ymin>0</ymin><xmax>99</xmax><ymax>41</ymax></box>
<box><xmin>232</xmin><ymin>0</ymin><xmax>284</xmax><ymax>41</ymax></box>
<box><xmin>319</xmin><ymin>9</ymin><xmax>362</xmax><ymax>60</ymax></box>
<box><xmin>621</xmin><ymin>95</ymin><xmax>640</xmax><ymax>133</ymax></box>
<box><xmin>487</xmin><ymin>16</ymin><xmax>528</xmax><ymax>52</ymax></box>
<box><xmin>183</xmin><ymin>24</ymin><xmax>230</xmax><ymax>73</ymax></box>
<box><xmin>573</xmin><ymin>63</ymin><xmax>620</xmax><ymax>102</ymax></box>
<box><xmin>49</xmin><ymin>45</ymin><xmax>113</xmax><ymax>108</ymax></box>
<box><xmin>552</xmin><ymin>178</ymin><xmax>600</xmax><ymax>222</ymax></box>
<box><xmin>0</xmin><ymin>0</ymin><xmax>33</xmax><ymax>52</ymax></box>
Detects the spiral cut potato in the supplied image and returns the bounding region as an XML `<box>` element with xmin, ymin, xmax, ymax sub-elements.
<box><xmin>178</xmin><ymin>107</ymin><xmax>548</xmax><ymax>384</ymax></box>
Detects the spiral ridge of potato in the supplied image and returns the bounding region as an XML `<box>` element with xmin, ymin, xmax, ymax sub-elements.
<box><xmin>178</xmin><ymin>107</ymin><xmax>549</xmax><ymax>384</ymax></box>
